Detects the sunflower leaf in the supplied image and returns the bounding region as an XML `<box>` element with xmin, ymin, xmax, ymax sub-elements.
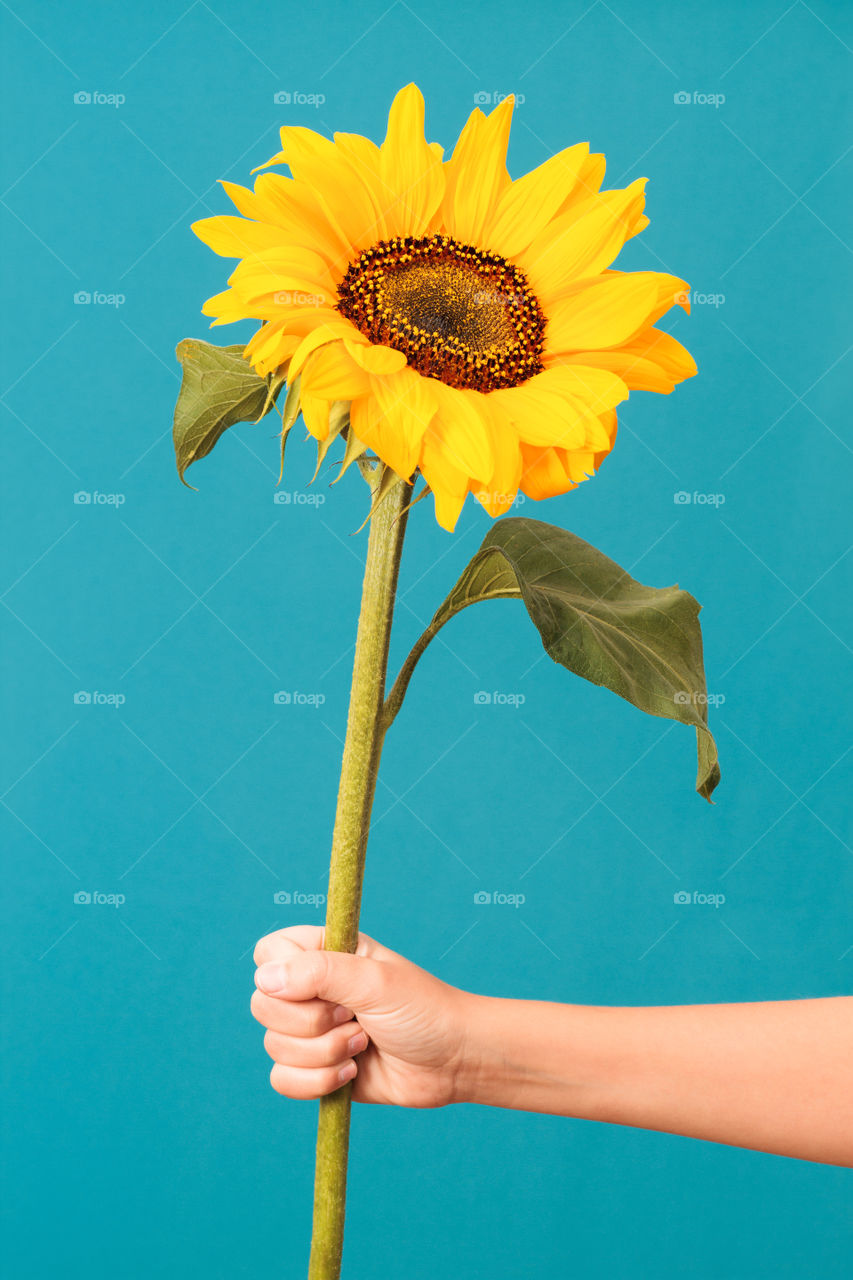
<box><xmin>385</xmin><ymin>516</ymin><xmax>720</xmax><ymax>801</ymax></box>
<box><xmin>172</xmin><ymin>339</ymin><xmax>287</xmax><ymax>486</ymax></box>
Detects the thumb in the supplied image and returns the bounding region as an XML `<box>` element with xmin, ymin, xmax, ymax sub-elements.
<box><xmin>255</xmin><ymin>948</ymin><xmax>386</xmax><ymax>1013</ymax></box>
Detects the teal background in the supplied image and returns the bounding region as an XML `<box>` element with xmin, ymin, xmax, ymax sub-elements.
<box><xmin>2</xmin><ymin>1</ymin><xmax>852</xmax><ymax>1276</ymax></box>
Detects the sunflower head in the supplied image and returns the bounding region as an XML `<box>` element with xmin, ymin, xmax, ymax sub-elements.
<box><xmin>192</xmin><ymin>86</ymin><xmax>696</xmax><ymax>530</ymax></box>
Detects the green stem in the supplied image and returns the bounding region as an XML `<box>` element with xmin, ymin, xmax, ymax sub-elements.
<box><xmin>308</xmin><ymin>469</ymin><xmax>411</xmax><ymax>1280</ymax></box>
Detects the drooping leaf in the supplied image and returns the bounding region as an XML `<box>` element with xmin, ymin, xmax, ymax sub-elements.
<box><xmin>172</xmin><ymin>339</ymin><xmax>287</xmax><ymax>486</ymax></box>
<box><xmin>386</xmin><ymin>516</ymin><xmax>720</xmax><ymax>801</ymax></box>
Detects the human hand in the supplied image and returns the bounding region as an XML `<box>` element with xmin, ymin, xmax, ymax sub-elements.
<box><xmin>252</xmin><ymin>925</ymin><xmax>473</xmax><ymax>1107</ymax></box>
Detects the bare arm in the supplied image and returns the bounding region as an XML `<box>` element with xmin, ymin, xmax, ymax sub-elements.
<box><xmin>456</xmin><ymin>994</ymin><xmax>853</xmax><ymax>1166</ymax></box>
<box><xmin>251</xmin><ymin>926</ymin><xmax>853</xmax><ymax>1167</ymax></box>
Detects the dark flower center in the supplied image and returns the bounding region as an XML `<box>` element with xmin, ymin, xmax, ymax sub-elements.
<box><xmin>336</xmin><ymin>234</ymin><xmax>546</xmax><ymax>392</ymax></box>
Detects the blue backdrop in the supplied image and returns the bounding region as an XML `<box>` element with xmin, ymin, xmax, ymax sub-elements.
<box><xmin>2</xmin><ymin>2</ymin><xmax>851</xmax><ymax>1276</ymax></box>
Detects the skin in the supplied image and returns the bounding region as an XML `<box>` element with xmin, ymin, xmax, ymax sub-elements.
<box><xmin>252</xmin><ymin>926</ymin><xmax>853</xmax><ymax>1168</ymax></box>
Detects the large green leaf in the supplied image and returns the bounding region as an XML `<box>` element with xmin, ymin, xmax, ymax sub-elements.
<box><xmin>172</xmin><ymin>339</ymin><xmax>287</xmax><ymax>486</ymax></box>
<box><xmin>385</xmin><ymin>516</ymin><xmax>720</xmax><ymax>801</ymax></box>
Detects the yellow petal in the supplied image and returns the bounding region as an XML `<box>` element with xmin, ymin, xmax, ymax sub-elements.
<box><xmin>380</xmin><ymin>84</ymin><xmax>445</xmax><ymax>237</ymax></box>
<box><xmin>519</xmin><ymin>445</ymin><xmax>575</xmax><ymax>500</ymax></box>
<box><xmin>430</xmin><ymin>381</ymin><xmax>494</xmax><ymax>481</ymax></box>
<box><xmin>442</xmin><ymin>96</ymin><xmax>514</xmax><ymax>244</ymax></box>
<box><xmin>253</xmin><ymin>125</ymin><xmax>337</xmax><ymax>177</ymax></box>
<box><xmin>545</xmin><ymin>272</ymin><xmax>689</xmax><ymax>352</ymax></box>
<box><xmin>621</xmin><ymin>327</ymin><xmax>697</xmax><ymax>384</ymax></box>
<box><xmin>472</xmin><ymin>395</ymin><xmax>522</xmax><ymax>516</ymax></box>
<box><xmin>192</xmin><ymin>215</ymin><xmax>288</xmax><ymax>259</ymax></box>
<box><xmin>482</xmin><ymin>143</ymin><xmax>590</xmax><ymax>258</ymax></box>
<box><xmin>540</xmin><ymin>364</ymin><xmax>629</xmax><ymax>414</ymax></box>
<box><xmin>563</xmin><ymin>447</ymin><xmax>598</xmax><ymax>484</ymax></box>
<box><xmin>228</xmin><ymin>248</ymin><xmax>336</xmax><ymax>305</ymax></box>
<box><xmin>300</xmin><ymin>341</ymin><xmax>372</xmax><ymax>401</ymax></box>
<box><xmin>350</xmin><ymin>369</ymin><xmax>436</xmax><ymax>481</ymax></box>
<box><xmin>344</xmin><ymin>342</ymin><xmax>408</xmax><ymax>376</ymax></box>
<box><xmin>520</xmin><ymin>179</ymin><xmax>647</xmax><ymax>300</ymax></box>
<box><xmin>490</xmin><ymin>380</ymin><xmax>587</xmax><ymax>450</ymax></box>
<box><xmin>220</xmin><ymin>180</ymin><xmax>266</xmax><ymax>220</ymax></box>
<box><xmin>288</xmin><ymin>320</ymin><xmax>357</xmax><ymax>380</ymax></box>
<box><xmin>419</xmin><ymin>421</ymin><xmax>470</xmax><ymax>531</ymax></box>
<box><xmin>300</xmin><ymin>393</ymin><xmax>332</xmax><ymax>441</ymax></box>
<box><xmin>560</xmin><ymin>151</ymin><xmax>607</xmax><ymax>208</ymax></box>
<box><xmin>247</xmin><ymin>174</ymin><xmax>350</xmax><ymax>263</ymax></box>
<box><xmin>244</xmin><ymin>321</ymin><xmax>299</xmax><ymax>376</ymax></box>
<box><xmin>201</xmin><ymin>287</ymin><xmax>254</xmax><ymax>322</ymax></box>
<box><xmin>334</xmin><ymin>132</ymin><xmax>391</xmax><ymax>241</ymax></box>
<box><xmin>286</xmin><ymin>150</ymin><xmax>386</xmax><ymax>265</ymax></box>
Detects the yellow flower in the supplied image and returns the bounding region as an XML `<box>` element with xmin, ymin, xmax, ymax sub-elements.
<box><xmin>193</xmin><ymin>85</ymin><xmax>696</xmax><ymax>530</ymax></box>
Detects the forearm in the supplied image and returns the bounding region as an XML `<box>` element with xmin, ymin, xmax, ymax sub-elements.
<box><xmin>455</xmin><ymin>993</ymin><xmax>853</xmax><ymax>1166</ymax></box>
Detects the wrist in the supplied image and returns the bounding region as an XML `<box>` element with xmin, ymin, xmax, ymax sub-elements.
<box><xmin>450</xmin><ymin>991</ymin><xmax>621</xmax><ymax>1118</ymax></box>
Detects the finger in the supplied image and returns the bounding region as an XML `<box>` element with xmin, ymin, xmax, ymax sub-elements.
<box><xmin>253</xmin><ymin>928</ymin><xmax>313</xmax><ymax>966</ymax></box>
<box><xmin>255</xmin><ymin>950</ymin><xmax>387</xmax><ymax>1013</ymax></box>
<box><xmin>253</xmin><ymin>926</ymin><xmax>393</xmax><ymax>967</ymax></box>
<box><xmin>270</xmin><ymin>1059</ymin><xmax>357</xmax><ymax>1100</ymax></box>
<box><xmin>263</xmin><ymin>1023</ymin><xmax>368</xmax><ymax>1068</ymax></box>
<box><xmin>250</xmin><ymin>988</ymin><xmax>353</xmax><ymax>1037</ymax></box>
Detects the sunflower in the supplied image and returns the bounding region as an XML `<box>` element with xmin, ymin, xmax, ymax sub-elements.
<box><xmin>192</xmin><ymin>86</ymin><xmax>695</xmax><ymax>530</ymax></box>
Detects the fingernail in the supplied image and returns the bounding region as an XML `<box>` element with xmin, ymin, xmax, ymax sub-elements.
<box><xmin>338</xmin><ymin>1062</ymin><xmax>357</xmax><ymax>1084</ymax></box>
<box><xmin>332</xmin><ymin>1004</ymin><xmax>353</xmax><ymax>1024</ymax></box>
<box><xmin>256</xmin><ymin>963</ymin><xmax>288</xmax><ymax>994</ymax></box>
<box><xmin>348</xmin><ymin>1032</ymin><xmax>367</xmax><ymax>1055</ymax></box>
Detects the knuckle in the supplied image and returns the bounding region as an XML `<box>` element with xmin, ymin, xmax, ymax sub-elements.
<box><xmin>253</xmin><ymin>932</ymin><xmax>275</xmax><ymax>966</ymax></box>
<box><xmin>304</xmin><ymin>1002</ymin><xmax>330</xmax><ymax>1035</ymax></box>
